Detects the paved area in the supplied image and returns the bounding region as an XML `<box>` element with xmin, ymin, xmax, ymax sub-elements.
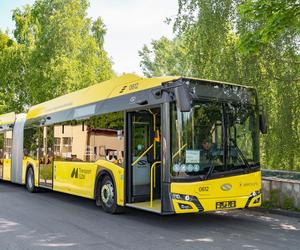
<box><xmin>0</xmin><ymin>181</ymin><xmax>299</xmax><ymax>250</ymax></box>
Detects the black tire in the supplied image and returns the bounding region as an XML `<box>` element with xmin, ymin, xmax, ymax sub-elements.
<box><xmin>26</xmin><ymin>167</ymin><xmax>37</xmax><ymax>193</ymax></box>
<box><xmin>100</xmin><ymin>175</ymin><xmax>123</xmax><ymax>214</ymax></box>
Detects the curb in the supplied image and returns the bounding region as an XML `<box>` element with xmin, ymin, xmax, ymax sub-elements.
<box><xmin>250</xmin><ymin>207</ymin><xmax>300</xmax><ymax>218</ymax></box>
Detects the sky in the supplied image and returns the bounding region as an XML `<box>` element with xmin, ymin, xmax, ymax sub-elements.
<box><xmin>0</xmin><ymin>0</ymin><xmax>178</xmax><ymax>75</ymax></box>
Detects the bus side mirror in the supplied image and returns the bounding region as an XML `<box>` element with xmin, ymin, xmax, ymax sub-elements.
<box><xmin>174</xmin><ymin>84</ymin><xmax>192</xmax><ymax>112</ymax></box>
<box><xmin>259</xmin><ymin>106</ymin><xmax>267</xmax><ymax>134</ymax></box>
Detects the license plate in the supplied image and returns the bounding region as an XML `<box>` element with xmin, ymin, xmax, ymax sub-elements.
<box><xmin>216</xmin><ymin>200</ymin><xmax>236</xmax><ymax>209</ymax></box>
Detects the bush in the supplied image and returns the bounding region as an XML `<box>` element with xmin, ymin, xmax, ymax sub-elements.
<box><xmin>263</xmin><ymin>188</ymin><xmax>298</xmax><ymax>211</ymax></box>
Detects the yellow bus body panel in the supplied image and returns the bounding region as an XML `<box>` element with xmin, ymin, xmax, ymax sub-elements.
<box><xmin>54</xmin><ymin>161</ymin><xmax>98</xmax><ymax>199</ymax></box>
<box><xmin>26</xmin><ymin>74</ymin><xmax>179</xmax><ymax>120</ymax></box>
<box><xmin>0</xmin><ymin>112</ymin><xmax>15</xmax><ymax>126</ymax></box>
<box><xmin>95</xmin><ymin>160</ymin><xmax>125</xmax><ymax>206</ymax></box>
<box><xmin>3</xmin><ymin>159</ymin><xmax>11</xmax><ymax>181</ymax></box>
<box><xmin>171</xmin><ymin>171</ymin><xmax>262</xmax><ymax>213</ymax></box>
<box><xmin>53</xmin><ymin>160</ymin><xmax>124</xmax><ymax>206</ymax></box>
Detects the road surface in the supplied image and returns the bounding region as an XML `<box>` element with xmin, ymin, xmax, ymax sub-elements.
<box><xmin>0</xmin><ymin>181</ymin><xmax>299</xmax><ymax>250</ymax></box>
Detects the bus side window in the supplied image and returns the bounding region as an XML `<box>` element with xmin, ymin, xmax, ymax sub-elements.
<box><xmin>87</xmin><ymin>112</ymin><xmax>125</xmax><ymax>165</ymax></box>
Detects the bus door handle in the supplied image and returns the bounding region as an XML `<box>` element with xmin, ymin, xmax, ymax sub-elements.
<box><xmin>150</xmin><ymin>161</ymin><xmax>161</xmax><ymax>208</ymax></box>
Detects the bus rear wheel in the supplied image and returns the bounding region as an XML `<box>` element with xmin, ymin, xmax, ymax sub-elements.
<box><xmin>26</xmin><ymin>167</ymin><xmax>37</xmax><ymax>193</ymax></box>
<box><xmin>100</xmin><ymin>175</ymin><xmax>123</xmax><ymax>214</ymax></box>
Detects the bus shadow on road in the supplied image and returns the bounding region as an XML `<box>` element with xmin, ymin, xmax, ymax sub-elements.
<box><xmin>1</xmin><ymin>181</ymin><xmax>299</xmax><ymax>236</ymax></box>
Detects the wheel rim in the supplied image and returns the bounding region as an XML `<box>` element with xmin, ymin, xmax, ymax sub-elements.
<box><xmin>27</xmin><ymin>170</ymin><xmax>33</xmax><ymax>188</ymax></box>
<box><xmin>101</xmin><ymin>181</ymin><xmax>114</xmax><ymax>207</ymax></box>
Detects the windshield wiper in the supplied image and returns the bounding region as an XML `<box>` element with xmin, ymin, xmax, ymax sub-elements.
<box><xmin>229</xmin><ymin>138</ymin><xmax>250</xmax><ymax>168</ymax></box>
<box><xmin>204</xmin><ymin>161</ymin><xmax>215</xmax><ymax>180</ymax></box>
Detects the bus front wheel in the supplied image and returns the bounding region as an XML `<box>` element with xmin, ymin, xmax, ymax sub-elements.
<box><xmin>100</xmin><ymin>175</ymin><xmax>123</xmax><ymax>214</ymax></box>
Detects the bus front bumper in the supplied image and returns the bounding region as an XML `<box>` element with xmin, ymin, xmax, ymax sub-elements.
<box><xmin>170</xmin><ymin>192</ymin><xmax>262</xmax><ymax>214</ymax></box>
<box><xmin>169</xmin><ymin>171</ymin><xmax>262</xmax><ymax>214</ymax></box>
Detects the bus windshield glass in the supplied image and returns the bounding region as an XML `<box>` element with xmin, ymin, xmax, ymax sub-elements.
<box><xmin>171</xmin><ymin>99</ymin><xmax>260</xmax><ymax>179</ymax></box>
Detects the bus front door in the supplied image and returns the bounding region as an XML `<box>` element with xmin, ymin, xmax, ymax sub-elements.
<box><xmin>126</xmin><ymin>108</ymin><xmax>161</xmax><ymax>211</ymax></box>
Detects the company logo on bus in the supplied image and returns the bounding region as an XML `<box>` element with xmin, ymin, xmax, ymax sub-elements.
<box><xmin>71</xmin><ymin>168</ymin><xmax>91</xmax><ymax>179</ymax></box>
<box><xmin>221</xmin><ymin>183</ymin><xmax>232</xmax><ymax>191</ymax></box>
<box><xmin>129</xmin><ymin>96</ymin><xmax>136</xmax><ymax>103</ymax></box>
<box><xmin>71</xmin><ymin>168</ymin><xmax>79</xmax><ymax>178</ymax></box>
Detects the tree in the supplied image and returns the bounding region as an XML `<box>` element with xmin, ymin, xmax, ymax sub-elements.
<box><xmin>0</xmin><ymin>31</ymin><xmax>30</xmax><ymax>113</ymax></box>
<box><xmin>0</xmin><ymin>0</ymin><xmax>113</xmax><ymax>113</ymax></box>
<box><xmin>92</xmin><ymin>17</ymin><xmax>106</xmax><ymax>49</ymax></box>
<box><xmin>0</xmin><ymin>31</ymin><xmax>14</xmax><ymax>50</ymax></box>
<box><xmin>239</xmin><ymin>0</ymin><xmax>300</xmax><ymax>53</ymax></box>
<box><xmin>140</xmin><ymin>0</ymin><xmax>300</xmax><ymax>170</ymax></box>
<box><xmin>139</xmin><ymin>36</ymin><xmax>191</xmax><ymax>77</ymax></box>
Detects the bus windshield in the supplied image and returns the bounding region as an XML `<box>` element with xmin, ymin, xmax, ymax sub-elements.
<box><xmin>171</xmin><ymin>100</ymin><xmax>260</xmax><ymax>179</ymax></box>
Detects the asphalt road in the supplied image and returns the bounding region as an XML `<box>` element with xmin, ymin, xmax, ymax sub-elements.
<box><xmin>0</xmin><ymin>181</ymin><xmax>299</xmax><ymax>250</ymax></box>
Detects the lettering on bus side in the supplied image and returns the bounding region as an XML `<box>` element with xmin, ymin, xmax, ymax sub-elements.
<box><xmin>128</xmin><ymin>82</ymin><xmax>139</xmax><ymax>91</ymax></box>
<box><xmin>71</xmin><ymin>168</ymin><xmax>92</xmax><ymax>180</ymax></box>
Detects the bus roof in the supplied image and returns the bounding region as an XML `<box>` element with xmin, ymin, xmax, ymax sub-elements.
<box><xmin>26</xmin><ymin>74</ymin><xmax>178</xmax><ymax>120</ymax></box>
<box><xmin>26</xmin><ymin>74</ymin><xmax>254</xmax><ymax>120</ymax></box>
<box><xmin>0</xmin><ymin>112</ymin><xmax>16</xmax><ymax>126</ymax></box>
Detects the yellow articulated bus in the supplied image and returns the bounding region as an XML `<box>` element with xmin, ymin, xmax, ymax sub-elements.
<box><xmin>0</xmin><ymin>74</ymin><xmax>267</xmax><ymax>214</ymax></box>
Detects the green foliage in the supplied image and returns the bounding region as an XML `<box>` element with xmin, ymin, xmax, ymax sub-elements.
<box><xmin>0</xmin><ymin>31</ymin><xmax>14</xmax><ymax>50</ymax></box>
<box><xmin>92</xmin><ymin>17</ymin><xmax>106</xmax><ymax>49</ymax></box>
<box><xmin>139</xmin><ymin>36</ymin><xmax>191</xmax><ymax>77</ymax></box>
<box><xmin>140</xmin><ymin>0</ymin><xmax>300</xmax><ymax>170</ymax></box>
<box><xmin>282</xmin><ymin>194</ymin><xmax>295</xmax><ymax>210</ymax></box>
<box><xmin>0</xmin><ymin>42</ymin><xmax>31</xmax><ymax>113</ymax></box>
<box><xmin>239</xmin><ymin>0</ymin><xmax>300</xmax><ymax>54</ymax></box>
<box><xmin>87</xmin><ymin>112</ymin><xmax>124</xmax><ymax>130</ymax></box>
<box><xmin>0</xmin><ymin>0</ymin><xmax>113</xmax><ymax>113</ymax></box>
<box><xmin>262</xmin><ymin>188</ymin><xmax>297</xmax><ymax>211</ymax></box>
<box><xmin>40</xmin><ymin>165</ymin><xmax>53</xmax><ymax>180</ymax></box>
<box><xmin>269</xmin><ymin>188</ymin><xmax>281</xmax><ymax>207</ymax></box>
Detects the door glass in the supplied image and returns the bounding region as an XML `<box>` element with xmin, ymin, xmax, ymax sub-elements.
<box><xmin>131</xmin><ymin>112</ymin><xmax>152</xmax><ymax>196</ymax></box>
<box><xmin>0</xmin><ymin>132</ymin><xmax>4</xmax><ymax>179</ymax></box>
<box><xmin>130</xmin><ymin>108</ymin><xmax>161</xmax><ymax>200</ymax></box>
<box><xmin>24</xmin><ymin>127</ymin><xmax>39</xmax><ymax>160</ymax></box>
<box><xmin>39</xmin><ymin>126</ymin><xmax>54</xmax><ymax>187</ymax></box>
<box><xmin>4</xmin><ymin>131</ymin><xmax>12</xmax><ymax>159</ymax></box>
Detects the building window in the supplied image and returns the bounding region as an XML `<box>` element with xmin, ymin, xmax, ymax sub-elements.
<box><xmin>54</xmin><ymin>137</ymin><xmax>61</xmax><ymax>154</ymax></box>
<box><xmin>62</xmin><ymin>137</ymin><xmax>72</xmax><ymax>154</ymax></box>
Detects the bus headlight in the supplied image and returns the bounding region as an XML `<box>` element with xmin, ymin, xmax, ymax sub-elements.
<box><xmin>171</xmin><ymin>193</ymin><xmax>192</xmax><ymax>201</ymax></box>
<box><xmin>171</xmin><ymin>193</ymin><xmax>204</xmax><ymax>211</ymax></box>
<box><xmin>185</xmin><ymin>195</ymin><xmax>190</xmax><ymax>201</ymax></box>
